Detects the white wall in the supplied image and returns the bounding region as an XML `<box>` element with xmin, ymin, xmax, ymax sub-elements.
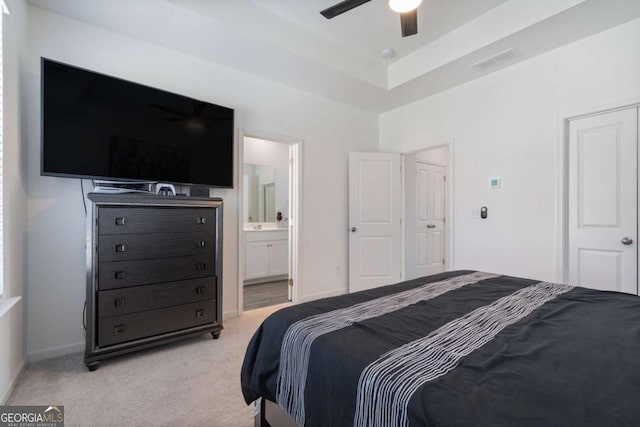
<box><xmin>381</xmin><ymin>19</ymin><xmax>640</xmax><ymax>282</ymax></box>
<box><xmin>0</xmin><ymin>0</ymin><xmax>28</xmax><ymax>403</ymax></box>
<box><xmin>25</xmin><ymin>6</ymin><xmax>378</xmax><ymax>360</ymax></box>
<box><xmin>244</xmin><ymin>137</ymin><xmax>290</xmax><ymax>224</ymax></box>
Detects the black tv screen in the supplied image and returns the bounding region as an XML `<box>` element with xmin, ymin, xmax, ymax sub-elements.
<box><xmin>41</xmin><ymin>58</ymin><xmax>234</xmax><ymax>187</ymax></box>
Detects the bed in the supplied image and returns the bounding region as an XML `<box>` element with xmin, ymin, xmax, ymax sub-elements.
<box><xmin>241</xmin><ymin>270</ymin><xmax>640</xmax><ymax>427</ymax></box>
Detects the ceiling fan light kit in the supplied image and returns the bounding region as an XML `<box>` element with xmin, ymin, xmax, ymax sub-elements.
<box><xmin>388</xmin><ymin>0</ymin><xmax>422</xmax><ymax>13</ymax></box>
<box><xmin>320</xmin><ymin>0</ymin><xmax>420</xmax><ymax>37</ymax></box>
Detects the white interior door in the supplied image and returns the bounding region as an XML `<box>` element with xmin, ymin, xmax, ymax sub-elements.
<box><xmin>416</xmin><ymin>162</ymin><xmax>446</xmax><ymax>277</ymax></box>
<box><xmin>349</xmin><ymin>153</ymin><xmax>402</xmax><ymax>292</ymax></box>
<box><xmin>568</xmin><ymin>107</ymin><xmax>638</xmax><ymax>294</ymax></box>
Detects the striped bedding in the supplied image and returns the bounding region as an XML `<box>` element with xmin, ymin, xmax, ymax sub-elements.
<box><xmin>240</xmin><ymin>270</ymin><xmax>640</xmax><ymax>427</ymax></box>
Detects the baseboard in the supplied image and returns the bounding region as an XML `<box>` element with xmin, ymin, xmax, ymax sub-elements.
<box><xmin>0</xmin><ymin>360</ymin><xmax>25</xmax><ymax>405</ymax></box>
<box><xmin>28</xmin><ymin>341</ymin><xmax>84</xmax><ymax>363</ymax></box>
<box><xmin>223</xmin><ymin>309</ymin><xmax>238</xmax><ymax>320</ymax></box>
<box><xmin>299</xmin><ymin>288</ymin><xmax>347</xmax><ymax>303</ymax></box>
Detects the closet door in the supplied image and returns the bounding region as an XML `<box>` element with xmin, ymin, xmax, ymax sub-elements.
<box><xmin>416</xmin><ymin>162</ymin><xmax>446</xmax><ymax>277</ymax></box>
<box><xmin>568</xmin><ymin>107</ymin><xmax>638</xmax><ymax>294</ymax></box>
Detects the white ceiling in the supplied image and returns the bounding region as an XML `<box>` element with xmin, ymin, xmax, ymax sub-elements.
<box><xmin>27</xmin><ymin>0</ymin><xmax>640</xmax><ymax>112</ymax></box>
<box><xmin>251</xmin><ymin>0</ymin><xmax>510</xmax><ymax>63</ymax></box>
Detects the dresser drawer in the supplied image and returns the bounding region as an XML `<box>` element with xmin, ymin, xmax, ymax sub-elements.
<box><xmin>98</xmin><ymin>232</ymin><xmax>214</xmax><ymax>262</ymax></box>
<box><xmin>98</xmin><ymin>255</ymin><xmax>214</xmax><ymax>290</ymax></box>
<box><xmin>98</xmin><ymin>207</ymin><xmax>215</xmax><ymax>235</ymax></box>
<box><xmin>98</xmin><ymin>300</ymin><xmax>216</xmax><ymax>347</ymax></box>
<box><xmin>98</xmin><ymin>277</ymin><xmax>216</xmax><ymax>318</ymax></box>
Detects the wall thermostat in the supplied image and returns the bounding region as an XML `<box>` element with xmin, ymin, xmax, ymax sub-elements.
<box><xmin>490</xmin><ymin>177</ymin><xmax>502</xmax><ymax>189</ymax></box>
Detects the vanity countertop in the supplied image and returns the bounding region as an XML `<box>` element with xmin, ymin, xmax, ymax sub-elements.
<box><xmin>244</xmin><ymin>226</ymin><xmax>287</xmax><ymax>232</ymax></box>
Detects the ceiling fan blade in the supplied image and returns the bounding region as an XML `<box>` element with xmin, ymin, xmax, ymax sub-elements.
<box><xmin>320</xmin><ymin>0</ymin><xmax>371</xmax><ymax>19</ymax></box>
<box><xmin>400</xmin><ymin>9</ymin><xmax>418</xmax><ymax>37</ymax></box>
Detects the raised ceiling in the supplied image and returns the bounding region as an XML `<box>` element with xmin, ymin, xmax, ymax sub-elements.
<box><xmin>251</xmin><ymin>0</ymin><xmax>510</xmax><ymax>63</ymax></box>
<box><xmin>27</xmin><ymin>0</ymin><xmax>640</xmax><ymax>112</ymax></box>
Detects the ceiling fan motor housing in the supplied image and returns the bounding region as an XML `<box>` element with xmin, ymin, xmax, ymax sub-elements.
<box><xmin>320</xmin><ymin>0</ymin><xmax>420</xmax><ymax>37</ymax></box>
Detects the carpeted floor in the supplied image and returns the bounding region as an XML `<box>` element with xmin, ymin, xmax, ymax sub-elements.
<box><xmin>7</xmin><ymin>303</ymin><xmax>289</xmax><ymax>427</ymax></box>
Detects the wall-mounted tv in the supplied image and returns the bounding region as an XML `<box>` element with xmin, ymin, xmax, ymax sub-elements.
<box><xmin>41</xmin><ymin>58</ymin><xmax>234</xmax><ymax>188</ymax></box>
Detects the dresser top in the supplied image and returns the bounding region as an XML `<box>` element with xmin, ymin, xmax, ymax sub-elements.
<box><xmin>88</xmin><ymin>192</ymin><xmax>223</xmax><ymax>207</ymax></box>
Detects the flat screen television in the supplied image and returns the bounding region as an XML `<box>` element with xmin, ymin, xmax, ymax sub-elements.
<box><xmin>41</xmin><ymin>58</ymin><xmax>234</xmax><ymax>188</ymax></box>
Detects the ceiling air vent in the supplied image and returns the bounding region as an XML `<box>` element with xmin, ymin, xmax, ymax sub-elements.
<box><xmin>471</xmin><ymin>48</ymin><xmax>517</xmax><ymax>70</ymax></box>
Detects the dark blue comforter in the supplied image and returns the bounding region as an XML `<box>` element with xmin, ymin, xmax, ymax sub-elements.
<box><xmin>241</xmin><ymin>270</ymin><xmax>640</xmax><ymax>427</ymax></box>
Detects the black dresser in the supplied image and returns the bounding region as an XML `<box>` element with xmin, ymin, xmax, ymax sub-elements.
<box><xmin>85</xmin><ymin>193</ymin><xmax>223</xmax><ymax>371</ymax></box>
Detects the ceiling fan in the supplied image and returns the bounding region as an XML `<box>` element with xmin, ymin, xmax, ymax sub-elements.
<box><xmin>320</xmin><ymin>0</ymin><xmax>422</xmax><ymax>37</ymax></box>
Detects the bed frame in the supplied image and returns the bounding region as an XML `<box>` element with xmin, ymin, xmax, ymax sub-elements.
<box><xmin>255</xmin><ymin>398</ymin><xmax>297</xmax><ymax>427</ymax></box>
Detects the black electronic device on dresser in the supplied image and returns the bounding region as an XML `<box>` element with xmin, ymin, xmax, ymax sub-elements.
<box><xmin>84</xmin><ymin>193</ymin><xmax>223</xmax><ymax>371</ymax></box>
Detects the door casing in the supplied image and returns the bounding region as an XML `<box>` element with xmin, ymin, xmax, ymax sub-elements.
<box><xmin>237</xmin><ymin>130</ymin><xmax>303</xmax><ymax>315</ymax></box>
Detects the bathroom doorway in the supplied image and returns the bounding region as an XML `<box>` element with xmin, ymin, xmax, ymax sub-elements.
<box><xmin>238</xmin><ymin>133</ymin><xmax>302</xmax><ymax>313</ymax></box>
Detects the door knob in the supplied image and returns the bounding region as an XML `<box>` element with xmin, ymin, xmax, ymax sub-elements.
<box><xmin>621</xmin><ymin>237</ymin><xmax>633</xmax><ymax>245</ymax></box>
<box><xmin>351</xmin><ymin>227</ymin><xmax>357</xmax><ymax>232</ymax></box>
<box><xmin>427</xmin><ymin>224</ymin><xmax>436</xmax><ymax>229</ymax></box>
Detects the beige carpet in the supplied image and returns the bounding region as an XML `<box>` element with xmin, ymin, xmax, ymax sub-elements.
<box><xmin>8</xmin><ymin>303</ymin><xmax>289</xmax><ymax>427</ymax></box>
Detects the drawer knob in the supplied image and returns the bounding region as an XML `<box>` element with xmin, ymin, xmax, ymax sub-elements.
<box><xmin>195</xmin><ymin>309</ymin><xmax>205</xmax><ymax>318</ymax></box>
<box><xmin>197</xmin><ymin>217</ymin><xmax>207</xmax><ymax>225</ymax></box>
<box><xmin>114</xmin><ymin>298</ymin><xmax>126</xmax><ymax>308</ymax></box>
<box><xmin>198</xmin><ymin>240</ymin><xmax>206</xmax><ymax>248</ymax></box>
<box><xmin>115</xmin><ymin>244</ymin><xmax>126</xmax><ymax>253</ymax></box>
<box><xmin>115</xmin><ymin>271</ymin><xmax>127</xmax><ymax>280</ymax></box>
<box><xmin>196</xmin><ymin>263</ymin><xmax>207</xmax><ymax>271</ymax></box>
<box><xmin>115</xmin><ymin>217</ymin><xmax>126</xmax><ymax>226</ymax></box>
<box><xmin>196</xmin><ymin>286</ymin><xmax>206</xmax><ymax>295</ymax></box>
<box><xmin>113</xmin><ymin>324</ymin><xmax>126</xmax><ymax>334</ymax></box>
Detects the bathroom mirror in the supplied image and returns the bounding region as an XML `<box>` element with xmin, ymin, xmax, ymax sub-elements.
<box><xmin>244</xmin><ymin>163</ymin><xmax>276</xmax><ymax>223</ymax></box>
